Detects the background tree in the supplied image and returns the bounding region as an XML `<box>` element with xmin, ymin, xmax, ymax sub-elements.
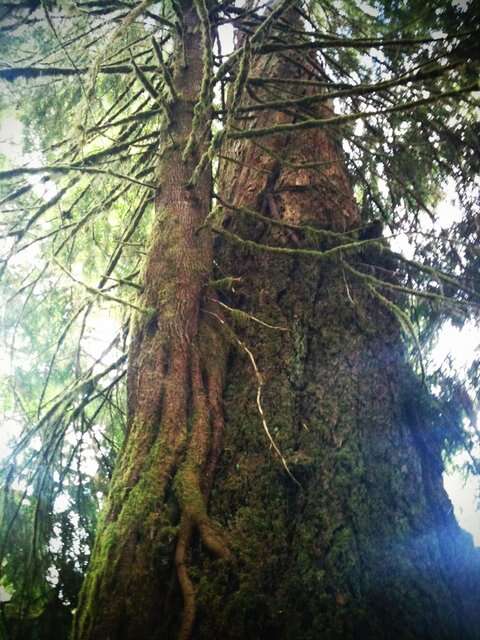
<box><xmin>0</xmin><ymin>1</ymin><xmax>479</xmax><ymax>639</ymax></box>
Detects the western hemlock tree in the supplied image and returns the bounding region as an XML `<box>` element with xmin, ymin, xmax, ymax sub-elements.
<box><xmin>0</xmin><ymin>1</ymin><xmax>479</xmax><ymax>639</ymax></box>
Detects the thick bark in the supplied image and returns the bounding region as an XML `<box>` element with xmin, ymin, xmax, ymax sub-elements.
<box><xmin>73</xmin><ymin>9</ymin><xmax>480</xmax><ymax>640</ymax></box>
<box><xmin>193</xmin><ymin>255</ymin><xmax>480</xmax><ymax>639</ymax></box>
<box><xmin>191</xmin><ymin>36</ymin><xmax>480</xmax><ymax>640</ymax></box>
<box><xmin>73</xmin><ymin>5</ymin><xmax>229</xmax><ymax>639</ymax></box>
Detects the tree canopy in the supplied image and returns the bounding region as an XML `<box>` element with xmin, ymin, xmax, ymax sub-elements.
<box><xmin>0</xmin><ymin>0</ymin><xmax>479</xmax><ymax>637</ymax></box>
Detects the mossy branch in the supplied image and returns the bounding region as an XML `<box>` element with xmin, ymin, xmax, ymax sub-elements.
<box><xmin>171</xmin><ymin>0</ymin><xmax>185</xmax><ymax>35</ymax></box>
<box><xmin>81</xmin><ymin>0</ymin><xmax>159</xmax><ymax>129</ymax></box>
<box><xmin>130</xmin><ymin>48</ymin><xmax>160</xmax><ymax>102</ymax></box>
<box><xmin>211</xmin><ymin>298</ymin><xmax>288</xmax><ymax>332</ymax></box>
<box><xmin>151</xmin><ymin>36</ymin><xmax>178</xmax><ymax>101</ymax></box>
<box><xmin>215</xmin><ymin>194</ymin><xmax>350</xmax><ymax>240</ymax></box>
<box><xmin>92</xmin><ymin>107</ymin><xmax>163</xmax><ymax>132</ymax></box>
<box><xmin>228</xmin><ymin>36</ymin><xmax>251</xmax><ymax>124</ymax></box>
<box><xmin>208</xmin><ymin>276</ymin><xmax>242</xmax><ymax>291</ymax></box>
<box><xmin>258</xmin><ymin>28</ymin><xmax>478</xmax><ymax>53</ymax></box>
<box><xmin>212</xmin><ymin>225</ymin><xmax>384</xmax><ymax>260</ymax></box>
<box><xmin>233</xmin><ymin>60</ymin><xmax>465</xmax><ymax>115</ymax></box>
<box><xmin>391</xmin><ymin>251</ymin><xmax>480</xmax><ymax>302</ymax></box>
<box><xmin>368</xmin><ymin>285</ymin><xmax>426</xmax><ymax>382</ymax></box>
<box><xmin>344</xmin><ymin>262</ymin><xmax>479</xmax><ymax>310</ymax></box>
<box><xmin>53</xmin><ymin>258</ymin><xmax>150</xmax><ymax>314</ymax></box>
<box><xmin>0</xmin><ymin>64</ymin><xmax>162</xmax><ymax>81</ymax></box>
<box><xmin>227</xmin><ymin>84</ymin><xmax>478</xmax><ymax>140</ymax></box>
<box><xmin>7</xmin><ymin>354</ymin><xmax>127</xmax><ymax>464</ymax></box>
<box><xmin>0</xmin><ymin>163</ymin><xmax>156</xmax><ymax>189</ymax></box>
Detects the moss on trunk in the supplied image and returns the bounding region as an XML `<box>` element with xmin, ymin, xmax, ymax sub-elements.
<box><xmin>73</xmin><ymin>8</ymin><xmax>480</xmax><ymax>640</ymax></box>
<box><xmin>191</xmin><ymin>253</ymin><xmax>480</xmax><ymax>639</ymax></box>
<box><xmin>73</xmin><ymin>5</ymin><xmax>230</xmax><ymax>638</ymax></box>
<box><xmin>187</xmin><ymin>24</ymin><xmax>479</xmax><ymax>637</ymax></box>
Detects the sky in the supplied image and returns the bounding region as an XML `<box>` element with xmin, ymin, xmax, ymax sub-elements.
<box><xmin>430</xmin><ymin>322</ymin><xmax>480</xmax><ymax>545</ymax></box>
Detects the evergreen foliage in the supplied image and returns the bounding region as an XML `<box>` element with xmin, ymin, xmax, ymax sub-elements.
<box><xmin>0</xmin><ymin>1</ymin><xmax>478</xmax><ymax>638</ymax></box>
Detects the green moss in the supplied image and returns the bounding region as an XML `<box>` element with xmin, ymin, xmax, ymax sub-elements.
<box><xmin>174</xmin><ymin>462</ymin><xmax>205</xmax><ymax>516</ymax></box>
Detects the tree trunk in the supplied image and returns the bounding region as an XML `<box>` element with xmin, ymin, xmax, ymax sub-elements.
<box><xmin>73</xmin><ymin>4</ymin><xmax>229</xmax><ymax>639</ymax></box>
<box><xmin>73</xmin><ymin>8</ymin><xmax>480</xmax><ymax>640</ymax></box>
<box><xmin>189</xmin><ymin>30</ymin><xmax>480</xmax><ymax>640</ymax></box>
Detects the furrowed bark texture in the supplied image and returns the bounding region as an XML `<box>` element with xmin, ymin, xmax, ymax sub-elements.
<box><xmin>188</xmin><ymin>31</ymin><xmax>480</xmax><ymax>640</ymax></box>
<box><xmin>73</xmin><ymin>8</ymin><xmax>480</xmax><ymax>640</ymax></box>
<box><xmin>73</xmin><ymin>5</ymin><xmax>229</xmax><ymax>639</ymax></box>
